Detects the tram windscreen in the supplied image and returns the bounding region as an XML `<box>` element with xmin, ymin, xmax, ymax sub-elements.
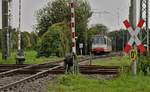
<box><xmin>92</xmin><ymin>36</ymin><xmax>106</xmax><ymax>44</ymax></box>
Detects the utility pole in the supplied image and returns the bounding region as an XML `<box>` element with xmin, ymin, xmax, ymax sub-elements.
<box><xmin>132</xmin><ymin>0</ymin><xmax>137</xmax><ymax>75</ymax></box>
<box><xmin>18</xmin><ymin>0</ymin><xmax>21</xmax><ymax>50</ymax></box>
<box><xmin>84</xmin><ymin>4</ymin><xmax>88</xmax><ymax>55</ymax></box>
<box><xmin>140</xmin><ymin>0</ymin><xmax>149</xmax><ymax>53</ymax></box>
<box><xmin>146</xmin><ymin>0</ymin><xmax>149</xmax><ymax>53</ymax></box>
<box><xmin>16</xmin><ymin>0</ymin><xmax>25</xmax><ymax>64</ymax></box>
<box><xmin>117</xmin><ymin>8</ymin><xmax>120</xmax><ymax>29</ymax></box>
<box><xmin>2</xmin><ymin>0</ymin><xmax>11</xmax><ymax>60</ymax></box>
<box><xmin>122</xmin><ymin>30</ymin><xmax>124</xmax><ymax>51</ymax></box>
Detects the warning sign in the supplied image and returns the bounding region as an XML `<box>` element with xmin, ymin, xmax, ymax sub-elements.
<box><xmin>130</xmin><ymin>49</ymin><xmax>137</xmax><ymax>61</ymax></box>
<box><xmin>123</xmin><ymin>19</ymin><xmax>145</xmax><ymax>54</ymax></box>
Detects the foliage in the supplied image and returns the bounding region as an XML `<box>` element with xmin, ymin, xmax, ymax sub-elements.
<box><xmin>88</xmin><ymin>24</ymin><xmax>108</xmax><ymax>35</ymax></box>
<box><xmin>10</xmin><ymin>29</ymin><xmax>38</xmax><ymax>50</ymax></box>
<box><xmin>38</xmin><ymin>22</ymin><xmax>71</xmax><ymax>57</ymax></box>
<box><xmin>35</xmin><ymin>0</ymin><xmax>70</xmax><ymax>37</ymax></box>
<box><xmin>0</xmin><ymin>51</ymin><xmax>62</xmax><ymax>64</ymax></box>
<box><xmin>137</xmin><ymin>54</ymin><xmax>150</xmax><ymax>75</ymax></box>
<box><xmin>30</xmin><ymin>31</ymin><xmax>39</xmax><ymax>49</ymax></box>
<box><xmin>92</xmin><ymin>56</ymin><xmax>131</xmax><ymax>67</ymax></box>
<box><xmin>35</xmin><ymin>0</ymin><xmax>92</xmax><ymax>55</ymax></box>
<box><xmin>74</xmin><ymin>1</ymin><xmax>92</xmax><ymax>54</ymax></box>
<box><xmin>21</xmin><ymin>32</ymin><xmax>32</xmax><ymax>50</ymax></box>
<box><xmin>108</xmin><ymin>29</ymin><xmax>129</xmax><ymax>51</ymax></box>
<box><xmin>48</xmin><ymin>74</ymin><xmax>150</xmax><ymax>92</ymax></box>
<box><xmin>11</xmin><ymin>29</ymin><xmax>18</xmax><ymax>50</ymax></box>
<box><xmin>108</xmin><ymin>28</ymin><xmax>149</xmax><ymax>51</ymax></box>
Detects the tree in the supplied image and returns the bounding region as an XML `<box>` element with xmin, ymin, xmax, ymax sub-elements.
<box><xmin>75</xmin><ymin>0</ymin><xmax>92</xmax><ymax>54</ymax></box>
<box><xmin>38</xmin><ymin>22</ymin><xmax>71</xmax><ymax>57</ymax></box>
<box><xmin>30</xmin><ymin>31</ymin><xmax>39</xmax><ymax>49</ymax></box>
<box><xmin>88</xmin><ymin>24</ymin><xmax>108</xmax><ymax>35</ymax></box>
<box><xmin>11</xmin><ymin>28</ymin><xmax>18</xmax><ymax>50</ymax></box>
<box><xmin>35</xmin><ymin>0</ymin><xmax>70</xmax><ymax>37</ymax></box>
<box><xmin>21</xmin><ymin>32</ymin><xmax>32</xmax><ymax>50</ymax></box>
<box><xmin>35</xmin><ymin>0</ymin><xmax>92</xmax><ymax>54</ymax></box>
<box><xmin>108</xmin><ymin>29</ymin><xmax>129</xmax><ymax>51</ymax></box>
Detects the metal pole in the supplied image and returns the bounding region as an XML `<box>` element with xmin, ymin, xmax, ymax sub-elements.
<box><xmin>2</xmin><ymin>0</ymin><xmax>8</xmax><ymax>59</ymax></box>
<box><xmin>146</xmin><ymin>0</ymin><xmax>149</xmax><ymax>53</ymax></box>
<box><xmin>16</xmin><ymin>0</ymin><xmax>25</xmax><ymax>64</ymax></box>
<box><xmin>117</xmin><ymin>8</ymin><xmax>120</xmax><ymax>29</ymax></box>
<box><xmin>139</xmin><ymin>0</ymin><xmax>143</xmax><ymax>41</ymax></box>
<box><xmin>132</xmin><ymin>0</ymin><xmax>137</xmax><ymax>75</ymax></box>
<box><xmin>18</xmin><ymin>0</ymin><xmax>21</xmax><ymax>50</ymax></box>
<box><xmin>115</xmin><ymin>35</ymin><xmax>116</xmax><ymax>52</ymax></box>
<box><xmin>123</xmin><ymin>30</ymin><xmax>124</xmax><ymax>51</ymax></box>
<box><xmin>80</xmin><ymin>48</ymin><xmax>82</xmax><ymax>56</ymax></box>
<box><xmin>139</xmin><ymin>0</ymin><xmax>149</xmax><ymax>53</ymax></box>
<box><xmin>69</xmin><ymin>0</ymin><xmax>78</xmax><ymax>74</ymax></box>
<box><xmin>8</xmin><ymin>0</ymin><xmax>13</xmax><ymax>57</ymax></box>
<box><xmin>70</xmin><ymin>0</ymin><xmax>76</xmax><ymax>54</ymax></box>
<box><xmin>90</xmin><ymin>51</ymin><xmax>92</xmax><ymax>65</ymax></box>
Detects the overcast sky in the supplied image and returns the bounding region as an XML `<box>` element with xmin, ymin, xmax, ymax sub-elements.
<box><xmin>0</xmin><ymin>0</ymin><xmax>130</xmax><ymax>32</ymax></box>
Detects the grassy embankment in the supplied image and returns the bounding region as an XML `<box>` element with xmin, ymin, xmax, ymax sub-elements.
<box><xmin>0</xmin><ymin>51</ymin><xmax>62</xmax><ymax>64</ymax></box>
<box><xmin>48</xmin><ymin>74</ymin><xmax>150</xmax><ymax>92</ymax></box>
<box><xmin>92</xmin><ymin>56</ymin><xmax>131</xmax><ymax>66</ymax></box>
<box><xmin>48</xmin><ymin>56</ymin><xmax>150</xmax><ymax>92</ymax></box>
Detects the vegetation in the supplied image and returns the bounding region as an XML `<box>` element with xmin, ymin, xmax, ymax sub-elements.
<box><xmin>48</xmin><ymin>74</ymin><xmax>150</xmax><ymax>92</ymax></box>
<box><xmin>92</xmin><ymin>56</ymin><xmax>131</xmax><ymax>66</ymax></box>
<box><xmin>37</xmin><ymin>22</ymin><xmax>71</xmax><ymax>57</ymax></box>
<box><xmin>108</xmin><ymin>29</ymin><xmax>129</xmax><ymax>51</ymax></box>
<box><xmin>0</xmin><ymin>29</ymin><xmax>38</xmax><ymax>50</ymax></box>
<box><xmin>0</xmin><ymin>51</ymin><xmax>62</xmax><ymax>64</ymax></box>
<box><xmin>0</xmin><ymin>0</ymin><xmax>110</xmax><ymax>57</ymax></box>
<box><xmin>47</xmin><ymin>56</ymin><xmax>150</xmax><ymax>92</ymax></box>
<box><xmin>137</xmin><ymin>54</ymin><xmax>150</xmax><ymax>75</ymax></box>
<box><xmin>35</xmin><ymin>0</ymin><xmax>92</xmax><ymax>56</ymax></box>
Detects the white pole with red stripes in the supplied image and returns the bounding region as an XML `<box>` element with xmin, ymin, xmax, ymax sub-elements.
<box><xmin>69</xmin><ymin>0</ymin><xmax>79</xmax><ymax>74</ymax></box>
<box><xmin>70</xmin><ymin>0</ymin><xmax>76</xmax><ymax>54</ymax></box>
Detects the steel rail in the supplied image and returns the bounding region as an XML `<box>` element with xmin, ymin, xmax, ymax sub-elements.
<box><xmin>0</xmin><ymin>65</ymin><xmax>61</xmax><ymax>91</ymax></box>
<box><xmin>0</xmin><ymin>60</ymin><xmax>63</xmax><ymax>78</ymax></box>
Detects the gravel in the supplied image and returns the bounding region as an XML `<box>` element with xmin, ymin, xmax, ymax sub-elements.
<box><xmin>0</xmin><ymin>74</ymin><xmax>30</xmax><ymax>87</ymax></box>
<box><xmin>0</xmin><ymin>74</ymin><xmax>56</xmax><ymax>92</ymax></box>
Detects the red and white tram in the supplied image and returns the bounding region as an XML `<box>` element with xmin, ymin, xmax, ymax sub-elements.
<box><xmin>91</xmin><ymin>35</ymin><xmax>112</xmax><ymax>54</ymax></box>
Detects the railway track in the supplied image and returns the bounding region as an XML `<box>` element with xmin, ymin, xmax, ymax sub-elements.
<box><xmin>0</xmin><ymin>55</ymin><xmax>120</xmax><ymax>91</ymax></box>
<box><xmin>0</xmin><ymin>60</ymin><xmax>64</xmax><ymax>91</ymax></box>
<box><xmin>0</xmin><ymin>57</ymin><xmax>82</xmax><ymax>91</ymax></box>
<box><xmin>47</xmin><ymin>65</ymin><xmax>120</xmax><ymax>75</ymax></box>
<box><xmin>0</xmin><ymin>65</ymin><xmax>119</xmax><ymax>91</ymax></box>
<box><xmin>0</xmin><ymin>65</ymin><xmax>61</xmax><ymax>91</ymax></box>
<box><xmin>0</xmin><ymin>59</ymin><xmax>64</xmax><ymax>76</ymax></box>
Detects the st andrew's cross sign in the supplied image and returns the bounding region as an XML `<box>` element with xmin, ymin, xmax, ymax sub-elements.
<box><xmin>123</xmin><ymin>19</ymin><xmax>145</xmax><ymax>54</ymax></box>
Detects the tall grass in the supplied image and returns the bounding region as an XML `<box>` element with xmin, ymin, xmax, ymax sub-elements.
<box><xmin>0</xmin><ymin>51</ymin><xmax>62</xmax><ymax>64</ymax></box>
<box><xmin>92</xmin><ymin>56</ymin><xmax>131</xmax><ymax>66</ymax></box>
<box><xmin>48</xmin><ymin>74</ymin><xmax>150</xmax><ymax>92</ymax></box>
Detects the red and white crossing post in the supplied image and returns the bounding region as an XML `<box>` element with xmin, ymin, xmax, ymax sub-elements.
<box><xmin>123</xmin><ymin>19</ymin><xmax>145</xmax><ymax>76</ymax></box>
<box><xmin>69</xmin><ymin>0</ymin><xmax>76</xmax><ymax>54</ymax></box>
<box><xmin>69</xmin><ymin>0</ymin><xmax>79</xmax><ymax>74</ymax></box>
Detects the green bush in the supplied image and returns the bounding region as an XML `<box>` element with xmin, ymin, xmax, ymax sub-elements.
<box><xmin>38</xmin><ymin>22</ymin><xmax>71</xmax><ymax>57</ymax></box>
<box><xmin>137</xmin><ymin>54</ymin><xmax>150</xmax><ymax>75</ymax></box>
